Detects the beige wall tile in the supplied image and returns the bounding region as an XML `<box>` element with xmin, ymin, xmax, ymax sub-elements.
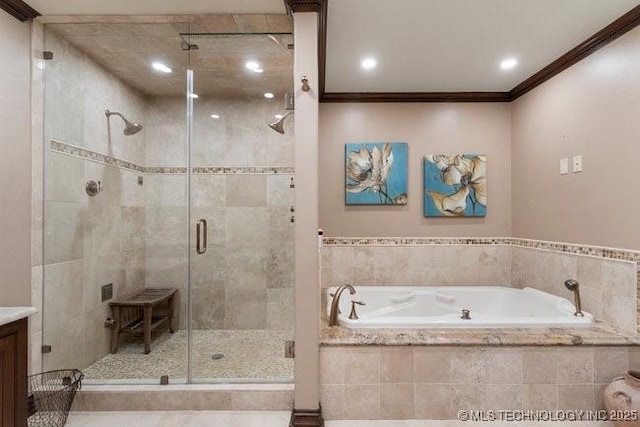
<box><xmin>225</xmin><ymin>175</ymin><xmax>267</xmax><ymax>207</ymax></box>
<box><xmin>415</xmin><ymin>384</ymin><xmax>452</xmax><ymax>419</ymax></box>
<box><xmin>557</xmin><ymin>348</ymin><xmax>594</xmax><ymax>384</ymax></box>
<box><xmin>558</xmin><ymin>384</ymin><xmax>596</xmax><ymax>411</ymax></box>
<box><xmin>485</xmin><ymin>349</ymin><xmax>522</xmax><ymax>384</ymax></box>
<box><xmin>451</xmin><ymin>348</ymin><xmax>488</xmax><ymax>384</ymax></box>
<box><xmin>485</xmin><ymin>384</ymin><xmax>524</xmax><ymax>411</ymax></box>
<box><xmin>380</xmin><ymin>347</ymin><xmax>414</xmax><ymax>383</ymax></box>
<box><xmin>415</xmin><ymin>348</ymin><xmax>451</xmax><ymax>383</ymax></box>
<box><xmin>523</xmin><ymin>348</ymin><xmax>557</xmax><ymax>384</ymax></box>
<box><xmin>451</xmin><ymin>384</ymin><xmax>486</xmax><ymax>412</ymax></box>
<box><xmin>594</xmin><ymin>347</ymin><xmax>629</xmax><ymax>383</ymax></box>
<box><xmin>380</xmin><ymin>383</ymin><xmax>414</xmax><ymax>419</ymax></box>
<box><xmin>343</xmin><ymin>384</ymin><xmax>380</xmax><ymax>419</ymax></box>
<box><xmin>345</xmin><ymin>349</ymin><xmax>380</xmax><ymax>384</ymax></box>
<box><xmin>524</xmin><ymin>384</ymin><xmax>558</xmax><ymax>411</ymax></box>
<box><xmin>320</xmin><ymin>384</ymin><xmax>345</xmax><ymax>420</ymax></box>
<box><xmin>320</xmin><ymin>347</ymin><xmax>347</xmax><ymax>385</ymax></box>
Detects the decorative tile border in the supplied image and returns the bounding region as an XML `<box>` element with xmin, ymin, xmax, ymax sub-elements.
<box><xmin>510</xmin><ymin>238</ymin><xmax>640</xmax><ymax>262</ymax></box>
<box><xmin>193</xmin><ymin>166</ymin><xmax>294</xmax><ymax>175</ymax></box>
<box><xmin>145</xmin><ymin>167</ymin><xmax>188</xmax><ymax>174</ymax></box>
<box><xmin>323</xmin><ymin>236</ymin><xmax>640</xmax><ymax>262</ymax></box>
<box><xmin>50</xmin><ymin>140</ymin><xmax>145</xmax><ymax>173</ymax></box>
<box><xmin>323</xmin><ymin>237</ymin><xmax>509</xmax><ymax>246</ymax></box>
<box><xmin>51</xmin><ymin>141</ymin><xmax>294</xmax><ymax>175</ymax></box>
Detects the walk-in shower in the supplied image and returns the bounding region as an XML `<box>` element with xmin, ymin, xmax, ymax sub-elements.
<box><xmin>105</xmin><ymin>110</ymin><xmax>143</xmax><ymax>136</ymax></box>
<box><xmin>40</xmin><ymin>23</ymin><xmax>295</xmax><ymax>385</ymax></box>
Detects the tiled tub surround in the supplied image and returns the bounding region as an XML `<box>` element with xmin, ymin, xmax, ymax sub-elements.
<box><xmin>320</xmin><ymin>238</ymin><xmax>640</xmax><ymax>419</ymax></box>
<box><xmin>319</xmin><ymin>346</ymin><xmax>640</xmax><ymax>420</ymax></box>
<box><xmin>321</xmin><ymin>237</ymin><xmax>639</xmax><ymax>333</ymax></box>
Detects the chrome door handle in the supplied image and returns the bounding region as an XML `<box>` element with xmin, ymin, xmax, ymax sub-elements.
<box><xmin>196</xmin><ymin>219</ymin><xmax>207</xmax><ymax>254</ymax></box>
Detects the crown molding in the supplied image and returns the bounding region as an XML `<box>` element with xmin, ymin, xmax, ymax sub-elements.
<box><xmin>0</xmin><ymin>0</ymin><xmax>40</xmax><ymax>21</ymax></box>
<box><xmin>318</xmin><ymin>3</ymin><xmax>640</xmax><ymax>103</ymax></box>
<box><xmin>321</xmin><ymin>92</ymin><xmax>512</xmax><ymax>103</ymax></box>
<box><xmin>509</xmin><ymin>4</ymin><xmax>640</xmax><ymax>100</ymax></box>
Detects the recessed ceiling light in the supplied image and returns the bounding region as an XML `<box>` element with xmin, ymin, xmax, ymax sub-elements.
<box><xmin>500</xmin><ymin>58</ymin><xmax>518</xmax><ymax>70</ymax></box>
<box><xmin>211</xmin><ymin>114</ymin><xmax>220</xmax><ymax>119</ymax></box>
<box><xmin>275</xmin><ymin>114</ymin><xmax>283</xmax><ymax>119</ymax></box>
<box><xmin>361</xmin><ymin>58</ymin><xmax>377</xmax><ymax>70</ymax></box>
<box><xmin>264</xmin><ymin>92</ymin><xmax>275</xmax><ymax>99</ymax></box>
<box><xmin>152</xmin><ymin>62</ymin><xmax>172</xmax><ymax>73</ymax></box>
<box><xmin>189</xmin><ymin>93</ymin><xmax>199</xmax><ymax>99</ymax></box>
<box><xmin>246</xmin><ymin>61</ymin><xmax>264</xmax><ymax>73</ymax></box>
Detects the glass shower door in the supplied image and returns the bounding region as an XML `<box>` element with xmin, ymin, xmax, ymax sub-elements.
<box><xmin>187</xmin><ymin>33</ymin><xmax>295</xmax><ymax>383</ymax></box>
<box><xmin>41</xmin><ymin>22</ymin><xmax>190</xmax><ymax>384</ymax></box>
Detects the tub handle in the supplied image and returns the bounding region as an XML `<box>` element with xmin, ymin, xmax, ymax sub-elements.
<box><xmin>349</xmin><ymin>300</ymin><xmax>365</xmax><ymax>320</ymax></box>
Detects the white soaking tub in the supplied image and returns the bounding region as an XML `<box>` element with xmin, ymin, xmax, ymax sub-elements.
<box><xmin>326</xmin><ymin>286</ymin><xmax>593</xmax><ymax>328</ymax></box>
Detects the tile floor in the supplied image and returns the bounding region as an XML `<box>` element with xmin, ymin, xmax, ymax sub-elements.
<box><xmin>66</xmin><ymin>412</ymin><xmax>615</xmax><ymax>427</ymax></box>
<box><xmin>82</xmin><ymin>330</ymin><xmax>293</xmax><ymax>382</ymax></box>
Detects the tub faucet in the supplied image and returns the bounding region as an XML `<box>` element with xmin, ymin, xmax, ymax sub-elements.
<box><xmin>564</xmin><ymin>279</ymin><xmax>584</xmax><ymax>317</ymax></box>
<box><xmin>329</xmin><ymin>284</ymin><xmax>355</xmax><ymax>326</ymax></box>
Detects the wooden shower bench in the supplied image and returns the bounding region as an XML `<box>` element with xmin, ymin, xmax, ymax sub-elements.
<box><xmin>109</xmin><ymin>288</ymin><xmax>178</xmax><ymax>354</ymax></box>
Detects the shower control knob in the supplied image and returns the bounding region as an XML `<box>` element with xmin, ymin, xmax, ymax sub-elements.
<box><xmin>86</xmin><ymin>180</ymin><xmax>103</xmax><ymax>197</ymax></box>
<box><xmin>290</xmin><ymin>215</ymin><xmax>295</xmax><ymax>223</ymax></box>
<box><xmin>290</xmin><ymin>206</ymin><xmax>295</xmax><ymax>213</ymax></box>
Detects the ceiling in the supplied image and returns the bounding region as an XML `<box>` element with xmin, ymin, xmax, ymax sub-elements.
<box><xmin>48</xmin><ymin>23</ymin><xmax>293</xmax><ymax>98</ymax></box>
<box><xmin>325</xmin><ymin>0</ymin><xmax>640</xmax><ymax>93</ymax></box>
<box><xmin>29</xmin><ymin>0</ymin><xmax>286</xmax><ymax>16</ymax></box>
<box><xmin>33</xmin><ymin>0</ymin><xmax>640</xmax><ymax>95</ymax></box>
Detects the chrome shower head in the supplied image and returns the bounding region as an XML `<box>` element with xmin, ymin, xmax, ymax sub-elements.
<box><xmin>268</xmin><ymin>111</ymin><xmax>293</xmax><ymax>135</ymax></box>
<box><xmin>105</xmin><ymin>110</ymin><xmax>143</xmax><ymax>136</ymax></box>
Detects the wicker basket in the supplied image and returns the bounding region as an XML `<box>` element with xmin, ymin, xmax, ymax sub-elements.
<box><xmin>27</xmin><ymin>369</ymin><xmax>83</xmax><ymax>427</ymax></box>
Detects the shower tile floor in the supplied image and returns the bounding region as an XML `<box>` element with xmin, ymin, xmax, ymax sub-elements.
<box><xmin>83</xmin><ymin>330</ymin><xmax>293</xmax><ymax>382</ymax></box>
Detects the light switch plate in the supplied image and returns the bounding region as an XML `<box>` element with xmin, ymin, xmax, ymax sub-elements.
<box><xmin>560</xmin><ymin>158</ymin><xmax>569</xmax><ymax>175</ymax></box>
<box><xmin>573</xmin><ymin>155</ymin><xmax>583</xmax><ymax>173</ymax></box>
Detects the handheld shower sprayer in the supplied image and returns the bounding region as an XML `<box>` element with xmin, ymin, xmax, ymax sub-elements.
<box><xmin>564</xmin><ymin>279</ymin><xmax>584</xmax><ymax>317</ymax></box>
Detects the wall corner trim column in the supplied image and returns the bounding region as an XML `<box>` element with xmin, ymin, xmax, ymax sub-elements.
<box><xmin>289</xmin><ymin>408</ymin><xmax>324</xmax><ymax>427</ymax></box>
<box><xmin>0</xmin><ymin>0</ymin><xmax>40</xmax><ymax>22</ymax></box>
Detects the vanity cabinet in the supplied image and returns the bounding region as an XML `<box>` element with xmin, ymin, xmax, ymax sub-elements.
<box><xmin>0</xmin><ymin>318</ymin><xmax>28</xmax><ymax>427</ymax></box>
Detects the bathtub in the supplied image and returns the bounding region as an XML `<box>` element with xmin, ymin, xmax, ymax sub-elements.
<box><xmin>326</xmin><ymin>286</ymin><xmax>593</xmax><ymax>328</ymax></box>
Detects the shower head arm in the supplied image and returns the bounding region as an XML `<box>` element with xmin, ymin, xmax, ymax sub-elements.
<box><xmin>105</xmin><ymin>110</ymin><xmax>124</xmax><ymax>120</ymax></box>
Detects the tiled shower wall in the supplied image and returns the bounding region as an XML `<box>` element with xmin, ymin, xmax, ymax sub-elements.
<box><xmin>321</xmin><ymin>238</ymin><xmax>639</xmax><ymax>332</ymax></box>
<box><xmin>38</xmin><ymin>31</ymin><xmax>295</xmax><ymax>373</ymax></box>
<box><xmin>41</xmin><ymin>30</ymin><xmax>147</xmax><ymax>372</ymax></box>
<box><xmin>144</xmin><ymin>97</ymin><xmax>295</xmax><ymax>331</ymax></box>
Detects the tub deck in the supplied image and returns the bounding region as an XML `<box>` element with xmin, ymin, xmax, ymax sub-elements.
<box><xmin>320</xmin><ymin>320</ymin><xmax>640</xmax><ymax>347</ymax></box>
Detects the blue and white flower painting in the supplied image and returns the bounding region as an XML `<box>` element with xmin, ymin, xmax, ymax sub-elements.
<box><xmin>424</xmin><ymin>154</ymin><xmax>487</xmax><ymax>217</ymax></box>
<box><xmin>345</xmin><ymin>142</ymin><xmax>408</xmax><ymax>205</ymax></box>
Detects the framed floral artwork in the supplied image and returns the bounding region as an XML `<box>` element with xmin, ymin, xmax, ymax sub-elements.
<box><xmin>424</xmin><ymin>154</ymin><xmax>486</xmax><ymax>217</ymax></box>
<box><xmin>345</xmin><ymin>142</ymin><xmax>408</xmax><ymax>205</ymax></box>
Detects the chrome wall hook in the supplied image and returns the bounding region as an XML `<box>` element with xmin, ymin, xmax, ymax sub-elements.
<box><xmin>301</xmin><ymin>76</ymin><xmax>311</xmax><ymax>92</ymax></box>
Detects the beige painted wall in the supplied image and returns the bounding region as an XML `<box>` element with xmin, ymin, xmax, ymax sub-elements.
<box><xmin>319</xmin><ymin>103</ymin><xmax>512</xmax><ymax>237</ymax></box>
<box><xmin>512</xmin><ymin>26</ymin><xmax>640</xmax><ymax>251</ymax></box>
<box><xmin>0</xmin><ymin>13</ymin><xmax>31</xmax><ymax>306</ymax></box>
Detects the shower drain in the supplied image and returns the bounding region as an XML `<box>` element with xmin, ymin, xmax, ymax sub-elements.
<box><xmin>211</xmin><ymin>353</ymin><xmax>224</xmax><ymax>360</ymax></box>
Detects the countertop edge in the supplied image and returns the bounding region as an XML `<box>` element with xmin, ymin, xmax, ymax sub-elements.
<box><xmin>0</xmin><ymin>307</ymin><xmax>38</xmax><ymax>328</ymax></box>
